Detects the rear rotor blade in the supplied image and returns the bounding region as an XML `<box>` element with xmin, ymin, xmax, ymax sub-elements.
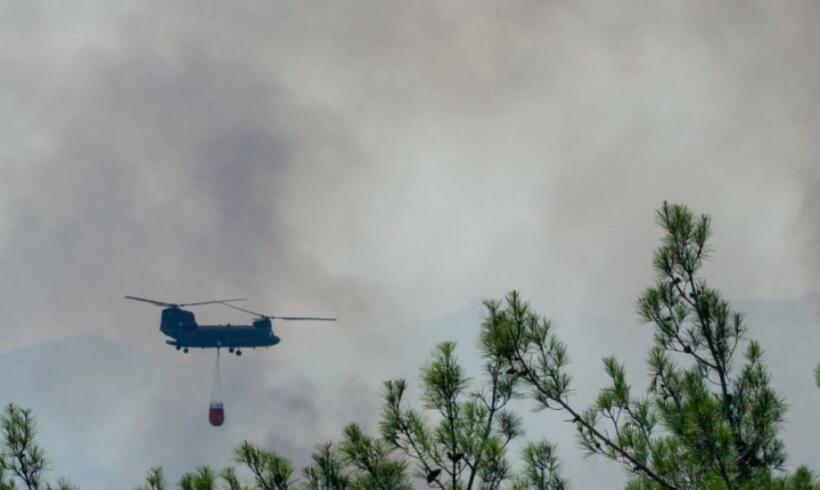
<box><xmin>218</xmin><ymin>302</ymin><xmax>267</xmax><ymax>317</ymax></box>
<box><xmin>218</xmin><ymin>302</ymin><xmax>336</xmax><ymax>321</ymax></box>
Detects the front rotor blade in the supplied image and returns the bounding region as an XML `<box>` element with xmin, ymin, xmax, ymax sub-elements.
<box><xmin>124</xmin><ymin>295</ymin><xmax>174</xmax><ymax>307</ymax></box>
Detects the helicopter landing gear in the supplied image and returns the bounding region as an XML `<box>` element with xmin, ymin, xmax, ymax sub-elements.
<box><xmin>228</xmin><ymin>347</ymin><xmax>235</xmax><ymax>353</ymax></box>
<box><xmin>235</xmin><ymin>349</ymin><xmax>242</xmax><ymax>356</ymax></box>
<box><xmin>175</xmin><ymin>345</ymin><xmax>180</xmax><ymax>351</ymax></box>
<box><xmin>183</xmin><ymin>347</ymin><xmax>189</xmax><ymax>353</ymax></box>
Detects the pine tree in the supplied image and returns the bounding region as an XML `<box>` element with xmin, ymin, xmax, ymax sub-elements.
<box><xmin>380</xmin><ymin>341</ymin><xmax>567</xmax><ymax>490</ymax></box>
<box><xmin>481</xmin><ymin>202</ymin><xmax>819</xmax><ymax>489</ymax></box>
<box><xmin>302</xmin><ymin>424</ymin><xmax>412</xmax><ymax>490</ymax></box>
<box><xmin>177</xmin><ymin>467</ymin><xmax>217</xmax><ymax>490</ymax></box>
<box><xmin>511</xmin><ymin>442</ymin><xmax>568</xmax><ymax>490</ymax></box>
<box><xmin>134</xmin><ymin>467</ymin><xmax>167</xmax><ymax>490</ymax></box>
<box><xmin>233</xmin><ymin>442</ymin><xmax>295</xmax><ymax>490</ymax></box>
<box><xmin>303</xmin><ymin>443</ymin><xmax>351</xmax><ymax>490</ymax></box>
<box><xmin>0</xmin><ymin>404</ymin><xmax>76</xmax><ymax>490</ymax></box>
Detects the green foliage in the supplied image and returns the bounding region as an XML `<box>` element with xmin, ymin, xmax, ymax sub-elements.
<box><xmin>0</xmin><ymin>404</ymin><xmax>75</xmax><ymax>490</ymax></box>
<box><xmin>338</xmin><ymin>424</ymin><xmax>411</xmax><ymax>490</ymax></box>
<box><xmin>178</xmin><ymin>467</ymin><xmax>217</xmax><ymax>490</ymax></box>
<box><xmin>302</xmin><ymin>424</ymin><xmax>412</xmax><ymax>490</ymax></box>
<box><xmin>632</xmin><ymin>203</ymin><xmax>791</xmax><ymax>488</ymax></box>
<box><xmin>234</xmin><ymin>442</ymin><xmax>294</xmax><ymax>490</ymax></box>
<box><xmin>1</xmin><ymin>404</ymin><xmax>47</xmax><ymax>490</ymax></box>
<box><xmin>815</xmin><ymin>365</ymin><xmax>820</xmax><ymax>389</ymax></box>
<box><xmin>137</xmin><ymin>444</ymin><xmax>297</xmax><ymax>490</ymax></box>
<box><xmin>135</xmin><ymin>467</ymin><xmax>166</xmax><ymax>490</ymax></box>
<box><xmin>136</xmin><ymin>428</ymin><xmax>407</xmax><ymax>490</ymax></box>
<box><xmin>511</xmin><ymin>441</ymin><xmax>568</xmax><ymax>490</ymax></box>
<box><xmin>220</xmin><ymin>467</ymin><xmax>249</xmax><ymax>490</ymax></box>
<box><xmin>380</xmin><ymin>341</ymin><xmax>561</xmax><ymax>490</ymax></box>
<box><xmin>303</xmin><ymin>443</ymin><xmax>350</xmax><ymax>490</ymax></box>
<box><xmin>0</xmin><ymin>456</ymin><xmax>15</xmax><ymax>490</ymax></box>
<box><xmin>44</xmin><ymin>479</ymin><xmax>76</xmax><ymax>490</ymax></box>
<box><xmin>481</xmin><ymin>202</ymin><xmax>819</xmax><ymax>490</ymax></box>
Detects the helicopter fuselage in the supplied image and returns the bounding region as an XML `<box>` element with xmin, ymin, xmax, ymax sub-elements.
<box><xmin>160</xmin><ymin>307</ymin><xmax>280</xmax><ymax>351</ymax></box>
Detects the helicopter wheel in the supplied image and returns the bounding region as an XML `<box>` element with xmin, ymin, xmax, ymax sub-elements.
<box><xmin>228</xmin><ymin>347</ymin><xmax>234</xmax><ymax>353</ymax></box>
<box><xmin>235</xmin><ymin>349</ymin><xmax>242</xmax><ymax>356</ymax></box>
<box><xmin>183</xmin><ymin>347</ymin><xmax>189</xmax><ymax>353</ymax></box>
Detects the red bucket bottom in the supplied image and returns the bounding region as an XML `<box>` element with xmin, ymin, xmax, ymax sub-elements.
<box><xmin>209</xmin><ymin>402</ymin><xmax>225</xmax><ymax>427</ymax></box>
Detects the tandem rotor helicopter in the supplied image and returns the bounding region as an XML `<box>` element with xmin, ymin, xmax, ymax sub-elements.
<box><xmin>125</xmin><ymin>296</ymin><xmax>336</xmax><ymax>356</ymax></box>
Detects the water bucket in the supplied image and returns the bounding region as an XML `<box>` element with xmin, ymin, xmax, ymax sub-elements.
<box><xmin>209</xmin><ymin>402</ymin><xmax>224</xmax><ymax>427</ymax></box>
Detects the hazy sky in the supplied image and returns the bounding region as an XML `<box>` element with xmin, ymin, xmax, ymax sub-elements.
<box><xmin>1</xmin><ymin>0</ymin><xmax>818</xmax><ymax>487</ymax></box>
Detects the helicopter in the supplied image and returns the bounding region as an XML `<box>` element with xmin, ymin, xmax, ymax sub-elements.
<box><xmin>125</xmin><ymin>296</ymin><xmax>336</xmax><ymax>356</ymax></box>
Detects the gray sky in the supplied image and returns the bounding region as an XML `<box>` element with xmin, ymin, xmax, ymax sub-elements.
<box><xmin>1</xmin><ymin>0</ymin><xmax>819</xmax><ymax>487</ymax></box>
